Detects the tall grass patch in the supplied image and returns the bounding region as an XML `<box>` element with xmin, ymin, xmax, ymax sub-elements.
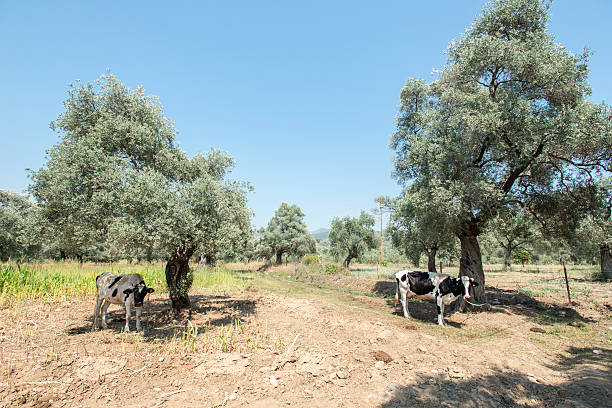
<box><xmin>0</xmin><ymin>262</ymin><xmax>166</xmax><ymax>302</ymax></box>
<box><xmin>193</xmin><ymin>266</ymin><xmax>250</xmax><ymax>293</ymax></box>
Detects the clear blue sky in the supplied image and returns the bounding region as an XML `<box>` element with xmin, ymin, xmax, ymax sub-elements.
<box><xmin>1</xmin><ymin>1</ymin><xmax>610</xmax><ymax>230</ymax></box>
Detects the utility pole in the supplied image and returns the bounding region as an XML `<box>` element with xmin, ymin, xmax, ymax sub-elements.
<box><xmin>380</xmin><ymin>202</ymin><xmax>384</xmax><ymax>262</ymax></box>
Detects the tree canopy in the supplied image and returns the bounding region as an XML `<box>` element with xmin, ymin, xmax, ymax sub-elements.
<box><xmin>328</xmin><ymin>211</ymin><xmax>379</xmax><ymax>269</ymax></box>
<box><xmin>390</xmin><ymin>0</ymin><xmax>611</xmax><ymax>300</ymax></box>
<box><xmin>258</xmin><ymin>203</ymin><xmax>316</xmax><ymax>264</ymax></box>
<box><xmin>0</xmin><ymin>190</ymin><xmax>40</xmax><ymax>261</ymax></box>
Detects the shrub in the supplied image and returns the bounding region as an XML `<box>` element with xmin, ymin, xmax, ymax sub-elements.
<box><xmin>324</xmin><ymin>263</ymin><xmax>345</xmax><ymax>275</ymax></box>
<box><xmin>513</xmin><ymin>250</ymin><xmax>532</xmax><ymax>267</ymax></box>
<box><xmin>302</xmin><ymin>254</ymin><xmax>320</xmax><ymax>267</ymax></box>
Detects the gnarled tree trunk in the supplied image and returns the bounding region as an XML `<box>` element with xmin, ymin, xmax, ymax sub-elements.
<box><xmin>165</xmin><ymin>246</ymin><xmax>196</xmax><ymax>312</ymax></box>
<box><xmin>458</xmin><ymin>227</ymin><xmax>486</xmax><ymax>303</ymax></box>
<box><xmin>600</xmin><ymin>243</ymin><xmax>612</xmax><ymax>279</ymax></box>
<box><xmin>344</xmin><ymin>253</ymin><xmax>356</xmax><ymax>269</ymax></box>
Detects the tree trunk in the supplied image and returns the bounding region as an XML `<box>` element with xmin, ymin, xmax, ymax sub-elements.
<box><xmin>600</xmin><ymin>243</ymin><xmax>612</xmax><ymax>279</ymax></box>
<box><xmin>427</xmin><ymin>248</ymin><xmax>438</xmax><ymax>272</ymax></box>
<box><xmin>275</xmin><ymin>251</ymin><xmax>283</xmax><ymax>265</ymax></box>
<box><xmin>204</xmin><ymin>253</ymin><xmax>217</xmax><ymax>267</ymax></box>
<box><xmin>344</xmin><ymin>254</ymin><xmax>354</xmax><ymax>269</ymax></box>
<box><xmin>458</xmin><ymin>230</ymin><xmax>486</xmax><ymax>303</ymax></box>
<box><xmin>165</xmin><ymin>247</ymin><xmax>196</xmax><ymax>312</ymax></box>
<box><xmin>502</xmin><ymin>244</ymin><xmax>512</xmax><ymax>271</ymax></box>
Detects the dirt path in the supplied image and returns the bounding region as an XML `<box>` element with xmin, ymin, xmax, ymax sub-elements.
<box><xmin>1</xmin><ymin>275</ymin><xmax>610</xmax><ymax>407</ymax></box>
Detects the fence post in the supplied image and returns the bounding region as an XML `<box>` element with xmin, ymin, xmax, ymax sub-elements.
<box><xmin>562</xmin><ymin>262</ymin><xmax>571</xmax><ymax>304</ymax></box>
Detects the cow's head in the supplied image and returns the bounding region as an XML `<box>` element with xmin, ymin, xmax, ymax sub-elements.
<box><xmin>123</xmin><ymin>282</ymin><xmax>155</xmax><ymax>307</ymax></box>
<box><xmin>460</xmin><ymin>276</ymin><xmax>478</xmax><ymax>300</ymax></box>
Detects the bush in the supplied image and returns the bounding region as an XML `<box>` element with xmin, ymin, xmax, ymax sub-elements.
<box><xmin>513</xmin><ymin>250</ymin><xmax>532</xmax><ymax>267</ymax></box>
<box><xmin>380</xmin><ymin>259</ymin><xmax>388</xmax><ymax>267</ymax></box>
<box><xmin>324</xmin><ymin>263</ymin><xmax>345</xmax><ymax>275</ymax></box>
<box><xmin>302</xmin><ymin>254</ymin><xmax>320</xmax><ymax>267</ymax></box>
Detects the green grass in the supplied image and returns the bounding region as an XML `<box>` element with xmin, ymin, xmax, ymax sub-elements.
<box><xmin>192</xmin><ymin>266</ymin><xmax>252</xmax><ymax>292</ymax></box>
<box><xmin>0</xmin><ymin>262</ymin><xmax>251</xmax><ymax>303</ymax></box>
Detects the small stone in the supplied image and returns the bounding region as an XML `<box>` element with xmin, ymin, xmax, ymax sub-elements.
<box><xmin>372</xmin><ymin>350</ymin><xmax>393</xmax><ymax>363</ymax></box>
<box><xmin>269</xmin><ymin>375</ymin><xmax>278</xmax><ymax>387</ymax></box>
<box><xmin>418</xmin><ymin>345</ymin><xmax>427</xmax><ymax>353</ymax></box>
<box><xmin>336</xmin><ymin>370</ymin><xmax>348</xmax><ymax>379</ymax></box>
<box><xmin>228</xmin><ymin>393</ymin><xmax>236</xmax><ymax>401</ymax></box>
<box><xmin>259</xmin><ymin>366</ymin><xmax>270</xmax><ymax>372</ymax></box>
<box><xmin>449</xmin><ymin>371</ymin><xmax>464</xmax><ymax>378</ymax></box>
<box><xmin>593</xmin><ymin>349</ymin><xmax>602</xmax><ymax>355</ymax></box>
<box><xmin>374</xmin><ymin>361</ymin><xmax>386</xmax><ymax>370</ymax></box>
<box><xmin>431</xmin><ymin>369</ymin><xmax>439</xmax><ymax>374</ymax></box>
<box><xmin>530</xmin><ymin>327</ymin><xmax>546</xmax><ymax>334</ymax></box>
<box><xmin>158</xmin><ymin>357</ymin><xmax>164</xmax><ymax>362</ymax></box>
<box><xmin>153</xmin><ymin>387</ymin><xmax>161</xmax><ymax>392</ymax></box>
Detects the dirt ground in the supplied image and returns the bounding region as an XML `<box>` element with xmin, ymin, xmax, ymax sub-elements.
<box><xmin>1</xmin><ymin>269</ymin><xmax>610</xmax><ymax>408</ymax></box>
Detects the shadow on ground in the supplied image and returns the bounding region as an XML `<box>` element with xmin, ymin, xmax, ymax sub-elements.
<box><xmin>484</xmin><ymin>286</ymin><xmax>597</xmax><ymax>326</ymax></box>
<box><xmin>381</xmin><ymin>347</ymin><xmax>611</xmax><ymax>408</ymax></box>
<box><xmin>66</xmin><ymin>294</ymin><xmax>257</xmax><ymax>341</ymax></box>
<box><xmin>371</xmin><ymin>278</ymin><xmax>598</xmax><ymax>328</ymax></box>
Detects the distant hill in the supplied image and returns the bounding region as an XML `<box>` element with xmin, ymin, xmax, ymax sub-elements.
<box><xmin>310</xmin><ymin>228</ymin><xmax>330</xmax><ymax>241</ymax></box>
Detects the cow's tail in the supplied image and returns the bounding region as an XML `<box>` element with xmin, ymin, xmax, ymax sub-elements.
<box><xmin>394</xmin><ymin>278</ymin><xmax>399</xmax><ymax>306</ymax></box>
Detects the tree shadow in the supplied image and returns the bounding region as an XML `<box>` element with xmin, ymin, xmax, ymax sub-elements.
<box><xmin>373</xmin><ymin>281</ymin><xmax>396</xmax><ymax>297</ymax></box>
<box><xmin>484</xmin><ymin>286</ymin><xmax>596</xmax><ymax>326</ymax></box>
<box><xmin>372</xmin><ymin>281</ymin><xmax>465</xmax><ymax>327</ymax></box>
<box><xmin>372</xmin><ymin>280</ymin><xmax>596</xmax><ymax>328</ymax></box>
<box><xmin>380</xmin><ymin>347</ymin><xmax>611</xmax><ymax>408</ymax></box>
<box><xmin>66</xmin><ymin>294</ymin><xmax>257</xmax><ymax>341</ymax></box>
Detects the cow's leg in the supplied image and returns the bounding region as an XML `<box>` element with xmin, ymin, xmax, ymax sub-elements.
<box><xmin>135</xmin><ymin>307</ymin><xmax>142</xmax><ymax>331</ymax></box>
<box><xmin>401</xmin><ymin>290</ymin><xmax>411</xmax><ymax>318</ymax></box>
<box><xmin>437</xmin><ymin>296</ymin><xmax>445</xmax><ymax>326</ymax></box>
<box><xmin>92</xmin><ymin>296</ymin><xmax>102</xmax><ymax>331</ymax></box>
<box><xmin>124</xmin><ymin>303</ymin><xmax>131</xmax><ymax>332</ymax></box>
<box><xmin>101</xmin><ymin>300</ymin><xmax>110</xmax><ymax>329</ymax></box>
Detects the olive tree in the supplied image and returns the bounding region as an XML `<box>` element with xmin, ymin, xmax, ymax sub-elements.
<box><xmin>575</xmin><ymin>178</ymin><xmax>612</xmax><ymax>278</ymax></box>
<box><xmin>328</xmin><ymin>211</ymin><xmax>379</xmax><ymax>269</ymax></box>
<box><xmin>486</xmin><ymin>206</ymin><xmax>535</xmax><ymax>270</ymax></box>
<box><xmin>387</xmin><ymin>188</ymin><xmax>456</xmax><ymax>272</ymax></box>
<box><xmin>391</xmin><ymin>0</ymin><xmax>611</xmax><ymax>302</ymax></box>
<box><xmin>259</xmin><ymin>203</ymin><xmax>316</xmax><ymax>264</ymax></box>
<box><xmin>30</xmin><ymin>74</ymin><xmax>252</xmax><ymax>311</ymax></box>
<box><xmin>0</xmin><ymin>190</ymin><xmax>40</xmax><ymax>261</ymax></box>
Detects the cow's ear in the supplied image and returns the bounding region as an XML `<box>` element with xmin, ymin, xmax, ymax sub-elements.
<box><xmin>147</xmin><ymin>288</ymin><xmax>155</xmax><ymax>293</ymax></box>
<box><xmin>123</xmin><ymin>288</ymin><xmax>133</xmax><ymax>295</ymax></box>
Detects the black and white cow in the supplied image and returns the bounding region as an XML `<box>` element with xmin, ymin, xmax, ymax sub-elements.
<box><xmin>92</xmin><ymin>272</ymin><xmax>154</xmax><ymax>332</ymax></box>
<box><xmin>394</xmin><ymin>270</ymin><xmax>478</xmax><ymax>326</ymax></box>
